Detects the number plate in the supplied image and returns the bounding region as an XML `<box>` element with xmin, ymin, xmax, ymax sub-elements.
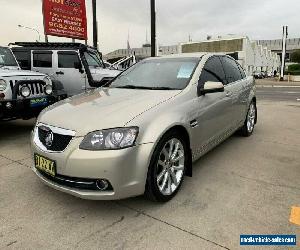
<box><xmin>34</xmin><ymin>154</ymin><xmax>56</xmax><ymax>177</ymax></box>
<box><xmin>30</xmin><ymin>97</ymin><xmax>48</xmax><ymax>107</ymax></box>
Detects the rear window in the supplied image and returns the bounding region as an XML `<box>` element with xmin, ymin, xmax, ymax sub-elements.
<box><xmin>58</xmin><ymin>52</ymin><xmax>80</xmax><ymax>68</ymax></box>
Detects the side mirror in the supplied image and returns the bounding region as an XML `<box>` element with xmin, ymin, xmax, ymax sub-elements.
<box><xmin>199</xmin><ymin>81</ymin><xmax>224</xmax><ymax>96</ymax></box>
<box><xmin>74</xmin><ymin>62</ymin><xmax>84</xmax><ymax>74</ymax></box>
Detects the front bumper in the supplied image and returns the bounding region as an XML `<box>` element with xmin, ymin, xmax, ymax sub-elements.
<box><xmin>31</xmin><ymin>136</ymin><xmax>154</xmax><ymax>200</ymax></box>
<box><xmin>0</xmin><ymin>96</ymin><xmax>56</xmax><ymax>120</ymax></box>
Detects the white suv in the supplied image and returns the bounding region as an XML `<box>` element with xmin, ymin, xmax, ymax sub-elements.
<box><xmin>0</xmin><ymin>46</ymin><xmax>65</xmax><ymax>121</ymax></box>
<box><xmin>12</xmin><ymin>42</ymin><xmax>121</xmax><ymax>96</ymax></box>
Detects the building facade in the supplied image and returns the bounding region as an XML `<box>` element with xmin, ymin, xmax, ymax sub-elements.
<box><xmin>257</xmin><ymin>38</ymin><xmax>300</xmax><ymax>62</ymax></box>
<box><xmin>105</xmin><ymin>36</ymin><xmax>285</xmax><ymax>75</ymax></box>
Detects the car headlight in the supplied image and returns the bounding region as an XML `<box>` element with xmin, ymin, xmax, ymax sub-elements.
<box><xmin>79</xmin><ymin>127</ymin><xmax>139</xmax><ymax>150</ymax></box>
<box><xmin>44</xmin><ymin>84</ymin><xmax>53</xmax><ymax>95</ymax></box>
<box><xmin>0</xmin><ymin>79</ymin><xmax>7</xmax><ymax>91</ymax></box>
<box><xmin>20</xmin><ymin>85</ymin><xmax>31</xmax><ymax>98</ymax></box>
<box><xmin>43</xmin><ymin>76</ymin><xmax>51</xmax><ymax>85</ymax></box>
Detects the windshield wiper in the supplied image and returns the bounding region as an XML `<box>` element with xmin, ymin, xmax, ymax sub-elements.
<box><xmin>148</xmin><ymin>86</ymin><xmax>180</xmax><ymax>90</ymax></box>
<box><xmin>114</xmin><ymin>85</ymin><xmax>179</xmax><ymax>90</ymax></box>
<box><xmin>114</xmin><ymin>85</ymin><xmax>153</xmax><ymax>89</ymax></box>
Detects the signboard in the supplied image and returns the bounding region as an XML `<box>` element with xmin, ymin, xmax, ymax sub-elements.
<box><xmin>43</xmin><ymin>0</ymin><xmax>87</xmax><ymax>40</ymax></box>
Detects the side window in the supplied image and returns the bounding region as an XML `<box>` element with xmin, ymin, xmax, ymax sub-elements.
<box><xmin>33</xmin><ymin>51</ymin><xmax>52</xmax><ymax>68</ymax></box>
<box><xmin>198</xmin><ymin>56</ymin><xmax>226</xmax><ymax>89</ymax></box>
<box><xmin>237</xmin><ymin>62</ymin><xmax>246</xmax><ymax>79</ymax></box>
<box><xmin>58</xmin><ymin>52</ymin><xmax>80</xmax><ymax>68</ymax></box>
<box><xmin>220</xmin><ymin>57</ymin><xmax>242</xmax><ymax>83</ymax></box>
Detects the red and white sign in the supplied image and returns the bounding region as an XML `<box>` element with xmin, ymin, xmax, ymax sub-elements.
<box><xmin>43</xmin><ymin>0</ymin><xmax>87</xmax><ymax>40</ymax></box>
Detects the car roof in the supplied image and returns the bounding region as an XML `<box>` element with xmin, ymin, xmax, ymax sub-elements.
<box><xmin>145</xmin><ymin>52</ymin><xmax>226</xmax><ymax>60</ymax></box>
<box><xmin>10</xmin><ymin>42</ymin><xmax>98</xmax><ymax>53</ymax></box>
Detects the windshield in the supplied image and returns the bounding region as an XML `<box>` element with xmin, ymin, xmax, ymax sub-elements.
<box><xmin>110</xmin><ymin>58</ymin><xmax>200</xmax><ymax>90</ymax></box>
<box><xmin>0</xmin><ymin>47</ymin><xmax>18</xmax><ymax>67</ymax></box>
<box><xmin>84</xmin><ymin>51</ymin><xmax>104</xmax><ymax>68</ymax></box>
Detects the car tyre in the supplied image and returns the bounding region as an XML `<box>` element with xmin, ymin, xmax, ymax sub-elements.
<box><xmin>145</xmin><ymin>130</ymin><xmax>188</xmax><ymax>202</ymax></box>
<box><xmin>239</xmin><ymin>101</ymin><xmax>257</xmax><ymax>137</ymax></box>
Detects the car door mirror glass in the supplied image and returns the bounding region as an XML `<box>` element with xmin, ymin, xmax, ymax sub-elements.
<box><xmin>199</xmin><ymin>81</ymin><xmax>224</xmax><ymax>95</ymax></box>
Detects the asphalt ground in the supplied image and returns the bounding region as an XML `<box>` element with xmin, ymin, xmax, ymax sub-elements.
<box><xmin>0</xmin><ymin>92</ymin><xmax>299</xmax><ymax>249</ymax></box>
<box><xmin>257</xmin><ymin>86</ymin><xmax>300</xmax><ymax>102</ymax></box>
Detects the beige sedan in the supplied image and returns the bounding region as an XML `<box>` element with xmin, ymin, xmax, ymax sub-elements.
<box><xmin>31</xmin><ymin>53</ymin><xmax>257</xmax><ymax>202</ymax></box>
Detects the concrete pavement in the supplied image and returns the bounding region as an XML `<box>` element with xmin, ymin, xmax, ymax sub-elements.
<box><xmin>0</xmin><ymin>100</ymin><xmax>299</xmax><ymax>249</ymax></box>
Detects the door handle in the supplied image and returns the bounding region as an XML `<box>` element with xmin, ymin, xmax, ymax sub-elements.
<box><xmin>225</xmin><ymin>91</ymin><xmax>232</xmax><ymax>97</ymax></box>
<box><xmin>56</xmin><ymin>71</ymin><xmax>64</xmax><ymax>75</ymax></box>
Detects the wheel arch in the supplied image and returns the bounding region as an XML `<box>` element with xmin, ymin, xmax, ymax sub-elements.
<box><xmin>153</xmin><ymin>125</ymin><xmax>193</xmax><ymax>177</ymax></box>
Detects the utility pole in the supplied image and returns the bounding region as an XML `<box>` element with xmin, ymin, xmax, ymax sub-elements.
<box><xmin>41</xmin><ymin>0</ymin><xmax>48</xmax><ymax>42</ymax></box>
<box><xmin>150</xmin><ymin>0</ymin><xmax>156</xmax><ymax>57</ymax></box>
<box><xmin>92</xmin><ymin>0</ymin><xmax>98</xmax><ymax>49</ymax></box>
<box><xmin>280</xmin><ymin>25</ymin><xmax>288</xmax><ymax>81</ymax></box>
<box><xmin>18</xmin><ymin>25</ymin><xmax>41</xmax><ymax>42</ymax></box>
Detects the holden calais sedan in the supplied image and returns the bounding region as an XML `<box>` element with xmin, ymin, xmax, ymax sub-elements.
<box><xmin>31</xmin><ymin>53</ymin><xmax>257</xmax><ymax>202</ymax></box>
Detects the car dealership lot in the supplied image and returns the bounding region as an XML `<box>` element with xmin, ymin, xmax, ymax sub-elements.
<box><xmin>0</xmin><ymin>100</ymin><xmax>299</xmax><ymax>249</ymax></box>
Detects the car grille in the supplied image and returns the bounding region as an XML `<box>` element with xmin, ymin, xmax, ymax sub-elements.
<box><xmin>10</xmin><ymin>80</ymin><xmax>45</xmax><ymax>96</ymax></box>
<box><xmin>37</xmin><ymin>169</ymin><xmax>113</xmax><ymax>191</ymax></box>
<box><xmin>38</xmin><ymin>126</ymin><xmax>73</xmax><ymax>152</ymax></box>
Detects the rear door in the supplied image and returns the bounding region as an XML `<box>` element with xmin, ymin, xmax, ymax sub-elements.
<box><xmin>55</xmin><ymin>51</ymin><xmax>87</xmax><ymax>96</ymax></box>
<box><xmin>220</xmin><ymin>56</ymin><xmax>245</xmax><ymax>125</ymax></box>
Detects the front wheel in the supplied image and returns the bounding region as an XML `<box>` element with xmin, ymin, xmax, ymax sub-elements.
<box><xmin>239</xmin><ymin>101</ymin><xmax>257</xmax><ymax>137</ymax></box>
<box><xmin>145</xmin><ymin>131</ymin><xmax>188</xmax><ymax>202</ymax></box>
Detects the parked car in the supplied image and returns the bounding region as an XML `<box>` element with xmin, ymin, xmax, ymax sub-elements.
<box><xmin>11</xmin><ymin>42</ymin><xmax>121</xmax><ymax>96</ymax></box>
<box><xmin>111</xmin><ymin>55</ymin><xmax>137</xmax><ymax>71</ymax></box>
<box><xmin>103</xmin><ymin>60</ymin><xmax>112</xmax><ymax>68</ymax></box>
<box><xmin>262</xmin><ymin>71</ymin><xmax>268</xmax><ymax>78</ymax></box>
<box><xmin>31</xmin><ymin>53</ymin><xmax>257</xmax><ymax>202</ymax></box>
<box><xmin>0</xmin><ymin>46</ymin><xmax>66</xmax><ymax>121</ymax></box>
<box><xmin>253</xmin><ymin>71</ymin><xmax>263</xmax><ymax>79</ymax></box>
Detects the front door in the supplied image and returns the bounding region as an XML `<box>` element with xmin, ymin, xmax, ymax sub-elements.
<box><xmin>190</xmin><ymin>56</ymin><xmax>233</xmax><ymax>154</ymax></box>
<box><xmin>31</xmin><ymin>50</ymin><xmax>53</xmax><ymax>77</ymax></box>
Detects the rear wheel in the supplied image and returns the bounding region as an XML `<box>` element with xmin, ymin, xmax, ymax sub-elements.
<box><xmin>145</xmin><ymin>131</ymin><xmax>188</xmax><ymax>202</ymax></box>
<box><xmin>240</xmin><ymin>101</ymin><xmax>256</xmax><ymax>137</ymax></box>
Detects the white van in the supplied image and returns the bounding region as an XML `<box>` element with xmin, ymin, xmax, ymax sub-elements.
<box><xmin>11</xmin><ymin>42</ymin><xmax>121</xmax><ymax>96</ymax></box>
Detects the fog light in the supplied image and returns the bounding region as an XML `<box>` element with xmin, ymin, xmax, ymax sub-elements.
<box><xmin>6</xmin><ymin>102</ymin><xmax>13</xmax><ymax>109</ymax></box>
<box><xmin>95</xmin><ymin>179</ymin><xmax>109</xmax><ymax>191</ymax></box>
<box><xmin>20</xmin><ymin>85</ymin><xmax>31</xmax><ymax>98</ymax></box>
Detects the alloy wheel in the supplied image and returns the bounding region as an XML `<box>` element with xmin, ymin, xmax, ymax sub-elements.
<box><xmin>156</xmin><ymin>138</ymin><xmax>185</xmax><ymax>196</ymax></box>
<box><xmin>247</xmin><ymin>103</ymin><xmax>256</xmax><ymax>133</ymax></box>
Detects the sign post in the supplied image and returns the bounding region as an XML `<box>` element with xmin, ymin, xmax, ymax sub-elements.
<box><xmin>92</xmin><ymin>0</ymin><xmax>98</xmax><ymax>49</ymax></box>
<box><xmin>150</xmin><ymin>0</ymin><xmax>156</xmax><ymax>57</ymax></box>
<box><xmin>42</xmin><ymin>0</ymin><xmax>88</xmax><ymax>41</ymax></box>
<box><xmin>280</xmin><ymin>26</ymin><xmax>288</xmax><ymax>81</ymax></box>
